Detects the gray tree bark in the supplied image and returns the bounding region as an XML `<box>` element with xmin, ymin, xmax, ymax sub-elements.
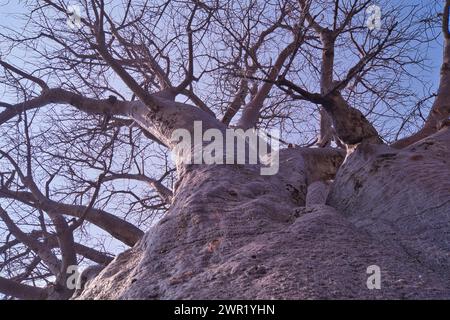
<box><xmin>78</xmin><ymin>126</ymin><xmax>450</xmax><ymax>299</ymax></box>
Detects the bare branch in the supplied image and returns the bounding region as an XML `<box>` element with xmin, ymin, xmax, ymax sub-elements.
<box><xmin>0</xmin><ymin>276</ymin><xmax>47</xmax><ymax>300</ymax></box>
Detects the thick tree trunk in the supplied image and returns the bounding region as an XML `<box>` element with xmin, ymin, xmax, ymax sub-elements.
<box><xmin>329</xmin><ymin>127</ymin><xmax>450</xmax><ymax>277</ymax></box>
<box><xmin>78</xmin><ymin>128</ymin><xmax>450</xmax><ymax>299</ymax></box>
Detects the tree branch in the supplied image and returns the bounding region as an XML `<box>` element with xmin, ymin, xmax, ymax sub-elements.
<box><xmin>0</xmin><ymin>207</ymin><xmax>61</xmax><ymax>276</ymax></box>
<box><xmin>103</xmin><ymin>173</ymin><xmax>173</xmax><ymax>204</ymax></box>
<box><xmin>236</xmin><ymin>41</ymin><xmax>300</xmax><ymax>129</ymax></box>
<box><xmin>0</xmin><ymin>276</ymin><xmax>47</xmax><ymax>300</ymax></box>
<box><xmin>0</xmin><ymin>59</ymin><xmax>49</xmax><ymax>91</ymax></box>
<box><xmin>0</xmin><ymin>88</ymin><xmax>128</xmax><ymax>126</ymax></box>
<box><xmin>392</xmin><ymin>1</ymin><xmax>450</xmax><ymax>148</ymax></box>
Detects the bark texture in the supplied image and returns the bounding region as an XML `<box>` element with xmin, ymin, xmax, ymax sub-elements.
<box><xmin>78</xmin><ymin>130</ymin><xmax>450</xmax><ymax>299</ymax></box>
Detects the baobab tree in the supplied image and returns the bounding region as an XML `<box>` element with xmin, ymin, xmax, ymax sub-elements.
<box><xmin>0</xmin><ymin>0</ymin><xmax>449</xmax><ymax>300</ymax></box>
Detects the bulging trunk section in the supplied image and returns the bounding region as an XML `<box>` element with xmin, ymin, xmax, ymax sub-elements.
<box><xmin>328</xmin><ymin>127</ymin><xmax>450</xmax><ymax>277</ymax></box>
